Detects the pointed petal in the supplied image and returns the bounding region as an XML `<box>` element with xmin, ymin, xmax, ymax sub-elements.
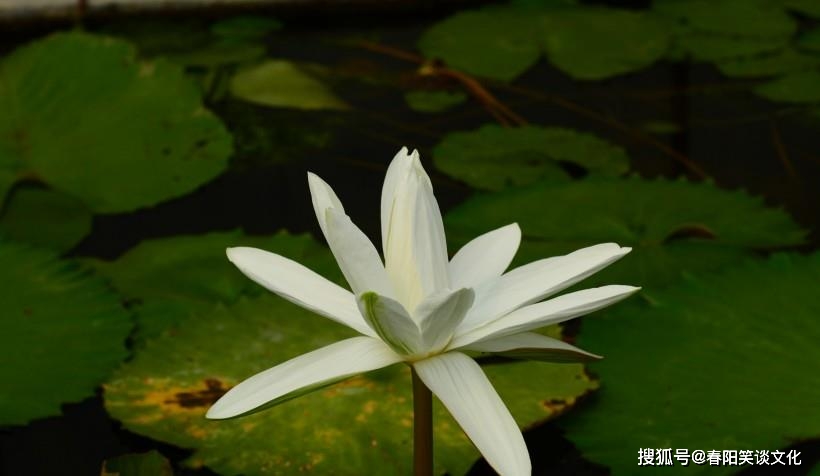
<box><xmin>453</xmin><ymin>285</ymin><xmax>640</xmax><ymax>347</ymax></box>
<box><xmin>357</xmin><ymin>292</ymin><xmax>421</xmax><ymax>355</ymax></box>
<box><xmin>307</xmin><ymin>172</ymin><xmax>344</xmax><ymax>240</ymax></box>
<box><xmin>460</xmin><ymin>332</ymin><xmax>602</xmax><ymax>363</ymax></box>
<box><xmin>415</xmin><ymin>288</ymin><xmax>475</xmax><ymax>353</ymax></box>
<box><xmin>325</xmin><ymin>208</ymin><xmax>394</xmax><ymax>297</ymax></box>
<box><xmin>207</xmin><ymin>337</ymin><xmax>401</xmax><ymax>419</ymax></box>
<box><xmin>226</xmin><ymin>247</ymin><xmax>375</xmax><ymax>337</ymax></box>
<box><xmin>414</xmin><ymin>353</ymin><xmax>530</xmax><ymax>476</ymax></box>
<box><xmin>460</xmin><ymin>243</ymin><xmax>632</xmax><ymax>332</ymax></box>
<box><xmin>449</xmin><ymin>224</ymin><xmax>521</xmax><ymax>289</ymax></box>
<box><xmin>382</xmin><ymin>149</ymin><xmax>449</xmax><ymax>310</ymax></box>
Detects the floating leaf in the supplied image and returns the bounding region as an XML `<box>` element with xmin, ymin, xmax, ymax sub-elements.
<box><xmin>210</xmin><ymin>16</ymin><xmax>282</xmax><ymax>41</ymax></box>
<box><xmin>716</xmin><ymin>48</ymin><xmax>820</xmax><ymax>77</ymax></box>
<box><xmin>564</xmin><ymin>253</ymin><xmax>820</xmax><ymax>475</ymax></box>
<box><xmin>105</xmin><ymin>295</ymin><xmax>596</xmax><ymax>476</ymax></box>
<box><xmin>640</xmin><ymin>120</ymin><xmax>681</xmax><ymax>135</ymax></box>
<box><xmin>0</xmin><ymin>31</ymin><xmax>232</xmax><ymax>213</ymax></box>
<box><xmin>672</xmin><ymin>32</ymin><xmax>788</xmax><ymax>62</ymax></box>
<box><xmin>417</xmin><ymin>7</ymin><xmax>541</xmax><ymax>81</ymax></box>
<box><xmin>404</xmin><ymin>90</ymin><xmax>467</xmax><ymax>113</ymax></box>
<box><xmin>433</xmin><ymin>125</ymin><xmax>630</xmax><ymax>191</ymax></box>
<box><xmin>101</xmin><ymin>451</ymin><xmax>173</xmax><ymax>476</ymax></box>
<box><xmin>87</xmin><ymin>230</ymin><xmax>340</xmax><ymax>342</ymax></box>
<box><xmin>0</xmin><ymin>241</ymin><xmax>131</xmax><ymax>425</ymax></box>
<box><xmin>0</xmin><ymin>187</ymin><xmax>92</xmax><ymax>252</ymax></box>
<box><xmin>653</xmin><ymin>0</ymin><xmax>796</xmax><ymax>38</ymax></box>
<box><xmin>755</xmin><ymin>71</ymin><xmax>820</xmax><ymax>103</ymax></box>
<box><xmin>444</xmin><ymin>178</ymin><xmax>806</xmax><ymax>291</ymax></box>
<box><xmin>230</xmin><ymin>60</ymin><xmax>349</xmax><ymax>110</ymax></box>
<box><xmin>539</xmin><ymin>8</ymin><xmax>669</xmax><ymax>80</ymax></box>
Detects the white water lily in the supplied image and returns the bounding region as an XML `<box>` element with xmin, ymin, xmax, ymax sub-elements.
<box><xmin>207</xmin><ymin>148</ymin><xmax>638</xmax><ymax>476</ymax></box>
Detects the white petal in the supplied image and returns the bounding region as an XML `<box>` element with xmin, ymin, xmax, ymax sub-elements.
<box><xmin>226</xmin><ymin>247</ymin><xmax>375</xmax><ymax>337</ymax></box>
<box><xmin>325</xmin><ymin>208</ymin><xmax>394</xmax><ymax>297</ymax></box>
<box><xmin>382</xmin><ymin>149</ymin><xmax>449</xmax><ymax>310</ymax></box>
<box><xmin>460</xmin><ymin>243</ymin><xmax>632</xmax><ymax>332</ymax></box>
<box><xmin>453</xmin><ymin>285</ymin><xmax>640</xmax><ymax>347</ymax></box>
<box><xmin>449</xmin><ymin>224</ymin><xmax>521</xmax><ymax>289</ymax></box>
<box><xmin>413</xmin><ymin>353</ymin><xmax>530</xmax><ymax>476</ymax></box>
<box><xmin>459</xmin><ymin>332</ymin><xmax>601</xmax><ymax>363</ymax></box>
<box><xmin>207</xmin><ymin>337</ymin><xmax>401</xmax><ymax>419</ymax></box>
<box><xmin>415</xmin><ymin>288</ymin><xmax>475</xmax><ymax>353</ymax></box>
<box><xmin>357</xmin><ymin>291</ymin><xmax>421</xmax><ymax>355</ymax></box>
<box><xmin>307</xmin><ymin>172</ymin><xmax>344</xmax><ymax>240</ymax></box>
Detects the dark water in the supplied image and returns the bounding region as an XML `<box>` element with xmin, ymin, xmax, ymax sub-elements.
<box><xmin>1</xmin><ymin>3</ymin><xmax>819</xmax><ymax>475</ymax></box>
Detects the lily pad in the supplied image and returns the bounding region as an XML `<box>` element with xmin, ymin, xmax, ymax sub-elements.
<box><xmin>417</xmin><ymin>6</ymin><xmax>541</xmax><ymax>81</ymax></box>
<box><xmin>404</xmin><ymin>90</ymin><xmax>467</xmax><ymax>113</ymax></box>
<box><xmin>230</xmin><ymin>60</ymin><xmax>349</xmax><ymax>110</ymax></box>
<box><xmin>87</xmin><ymin>230</ymin><xmax>341</xmax><ymax>341</ymax></box>
<box><xmin>0</xmin><ymin>31</ymin><xmax>232</xmax><ymax>213</ymax></box>
<box><xmin>653</xmin><ymin>0</ymin><xmax>796</xmax><ymax>38</ymax></box>
<box><xmin>671</xmin><ymin>32</ymin><xmax>789</xmax><ymax>62</ymax></box>
<box><xmin>539</xmin><ymin>8</ymin><xmax>669</xmax><ymax>80</ymax></box>
<box><xmin>0</xmin><ymin>186</ymin><xmax>92</xmax><ymax>252</ymax></box>
<box><xmin>716</xmin><ymin>48</ymin><xmax>820</xmax><ymax>77</ymax></box>
<box><xmin>444</xmin><ymin>178</ymin><xmax>806</xmax><ymax>291</ymax></box>
<box><xmin>755</xmin><ymin>71</ymin><xmax>820</xmax><ymax>103</ymax></box>
<box><xmin>105</xmin><ymin>294</ymin><xmax>596</xmax><ymax>476</ymax></box>
<box><xmin>433</xmin><ymin>125</ymin><xmax>630</xmax><ymax>191</ymax></box>
<box><xmin>0</xmin><ymin>240</ymin><xmax>131</xmax><ymax>425</ymax></box>
<box><xmin>564</xmin><ymin>253</ymin><xmax>820</xmax><ymax>475</ymax></box>
<box><xmin>102</xmin><ymin>451</ymin><xmax>173</xmax><ymax>476</ymax></box>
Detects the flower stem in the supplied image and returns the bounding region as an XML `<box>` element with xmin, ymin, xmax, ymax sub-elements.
<box><xmin>412</xmin><ymin>368</ymin><xmax>433</xmax><ymax>476</ymax></box>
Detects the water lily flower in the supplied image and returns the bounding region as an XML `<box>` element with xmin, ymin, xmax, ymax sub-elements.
<box><xmin>207</xmin><ymin>148</ymin><xmax>638</xmax><ymax>476</ymax></box>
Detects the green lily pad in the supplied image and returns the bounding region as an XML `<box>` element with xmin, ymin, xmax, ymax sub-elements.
<box><xmin>105</xmin><ymin>294</ymin><xmax>596</xmax><ymax>476</ymax></box>
<box><xmin>0</xmin><ymin>186</ymin><xmax>92</xmax><ymax>252</ymax></box>
<box><xmin>230</xmin><ymin>60</ymin><xmax>349</xmax><ymax>110</ymax></box>
<box><xmin>653</xmin><ymin>0</ymin><xmax>796</xmax><ymax>38</ymax></box>
<box><xmin>539</xmin><ymin>8</ymin><xmax>669</xmax><ymax>80</ymax></box>
<box><xmin>102</xmin><ymin>451</ymin><xmax>173</xmax><ymax>476</ymax></box>
<box><xmin>417</xmin><ymin>6</ymin><xmax>541</xmax><ymax>81</ymax></box>
<box><xmin>640</xmin><ymin>120</ymin><xmax>681</xmax><ymax>135</ymax></box>
<box><xmin>0</xmin><ymin>240</ymin><xmax>131</xmax><ymax>425</ymax></box>
<box><xmin>404</xmin><ymin>90</ymin><xmax>467</xmax><ymax>113</ymax></box>
<box><xmin>755</xmin><ymin>71</ymin><xmax>820</xmax><ymax>103</ymax></box>
<box><xmin>564</xmin><ymin>252</ymin><xmax>820</xmax><ymax>475</ymax></box>
<box><xmin>672</xmin><ymin>32</ymin><xmax>789</xmax><ymax>62</ymax></box>
<box><xmin>716</xmin><ymin>48</ymin><xmax>820</xmax><ymax>77</ymax></box>
<box><xmin>444</xmin><ymin>178</ymin><xmax>806</xmax><ymax>291</ymax></box>
<box><xmin>0</xmin><ymin>31</ymin><xmax>232</xmax><ymax>213</ymax></box>
<box><xmin>433</xmin><ymin>125</ymin><xmax>630</xmax><ymax>191</ymax></box>
<box><xmin>797</xmin><ymin>28</ymin><xmax>820</xmax><ymax>53</ymax></box>
<box><xmin>210</xmin><ymin>16</ymin><xmax>282</xmax><ymax>41</ymax></box>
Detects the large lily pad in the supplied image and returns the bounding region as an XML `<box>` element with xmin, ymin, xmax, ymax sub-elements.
<box><xmin>433</xmin><ymin>125</ymin><xmax>630</xmax><ymax>191</ymax></box>
<box><xmin>444</xmin><ymin>178</ymin><xmax>806</xmax><ymax>292</ymax></box>
<box><xmin>230</xmin><ymin>60</ymin><xmax>349</xmax><ymax>110</ymax></box>
<box><xmin>105</xmin><ymin>295</ymin><xmax>597</xmax><ymax>475</ymax></box>
<box><xmin>417</xmin><ymin>6</ymin><xmax>541</xmax><ymax>81</ymax></box>
<box><xmin>564</xmin><ymin>253</ymin><xmax>820</xmax><ymax>475</ymax></box>
<box><xmin>716</xmin><ymin>48</ymin><xmax>820</xmax><ymax>78</ymax></box>
<box><xmin>755</xmin><ymin>71</ymin><xmax>820</xmax><ymax>103</ymax></box>
<box><xmin>0</xmin><ymin>186</ymin><xmax>92</xmax><ymax>252</ymax></box>
<box><xmin>87</xmin><ymin>230</ymin><xmax>338</xmax><ymax>342</ymax></box>
<box><xmin>0</xmin><ymin>241</ymin><xmax>131</xmax><ymax>425</ymax></box>
<box><xmin>539</xmin><ymin>8</ymin><xmax>669</xmax><ymax>80</ymax></box>
<box><xmin>0</xmin><ymin>31</ymin><xmax>232</xmax><ymax>213</ymax></box>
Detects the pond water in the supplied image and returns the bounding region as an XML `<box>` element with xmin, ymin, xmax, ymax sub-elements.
<box><xmin>1</xmin><ymin>1</ymin><xmax>819</xmax><ymax>475</ymax></box>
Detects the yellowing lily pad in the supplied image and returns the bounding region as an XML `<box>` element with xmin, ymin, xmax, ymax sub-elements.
<box><xmin>0</xmin><ymin>31</ymin><xmax>232</xmax><ymax>213</ymax></box>
<box><xmin>0</xmin><ymin>240</ymin><xmax>131</xmax><ymax>425</ymax></box>
<box><xmin>105</xmin><ymin>295</ymin><xmax>597</xmax><ymax>475</ymax></box>
<box><xmin>230</xmin><ymin>60</ymin><xmax>349</xmax><ymax>110</ymax></box>
<box><xmin>433</xmin><ymin>125</ymin><xmax>630</xmax><ymax>191</ymax></box>
<box><xmin>444</xmin><ymin>178</ymin><xmax>806</xmax><ymax>292</ymax></box>
<box><xmin>0</xmin><ymin>186</ymin><xmax>92</xmax><ymax>252</ymax></box>
<box><xmin>564</xmin><ymin>253</ymin><xmax>820</xmax><ymax>475</ymax></box>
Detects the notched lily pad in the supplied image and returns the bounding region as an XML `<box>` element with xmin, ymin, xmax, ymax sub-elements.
<box><xmin>565</xmin><ymin>252</ymin><xmax>820</xmax><ymax>475</ymax></box>
<box><xmin>105</xmin><ymin>295</ymin><xmax>597</xmax><ymax>475</ymax></box>
<box><xmin>230</xmin><ymin>60</ymin><xmax>349</xmax><ymax>110</ymax></box>
<box><xmin>0</xmin><ymin>186</ymin><xmax>92</xmax><ymax>252</ymax></box>
<box><xmin>0</xmin><ymin>240</ymin><xmax>131</xmax><ymax>425</ymax></box>
<box><xmin>0</xmin><ymin>31</ymin><xmax>232</xmax><ymax>213</ymax></box>
<box><xmin>433</xmin><ymin>124</ymin><xmax>630</xmax><ymax>191</ymax></box>
<box><xmin>444</xmin><ymin>178</ymin><xmax>806</xmax><ymax>291</ymax></box>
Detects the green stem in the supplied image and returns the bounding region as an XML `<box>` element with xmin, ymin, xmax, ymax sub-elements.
<box><xmin>412</xmin><ymin>368</ymin><xmax>433</xmax><ymax>476</ymax></box>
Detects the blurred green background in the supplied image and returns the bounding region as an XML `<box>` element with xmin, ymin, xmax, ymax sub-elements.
<box><xmin>0</xmin><ymin>0</ymin><xmax>819</xmax><ymax>474</ymax></box>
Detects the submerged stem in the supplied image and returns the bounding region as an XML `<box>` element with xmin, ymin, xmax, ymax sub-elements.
<box><xmin>412</xmin><ymin>368</ymin><xmax>433</xmax><ymax>476</ymax></box>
